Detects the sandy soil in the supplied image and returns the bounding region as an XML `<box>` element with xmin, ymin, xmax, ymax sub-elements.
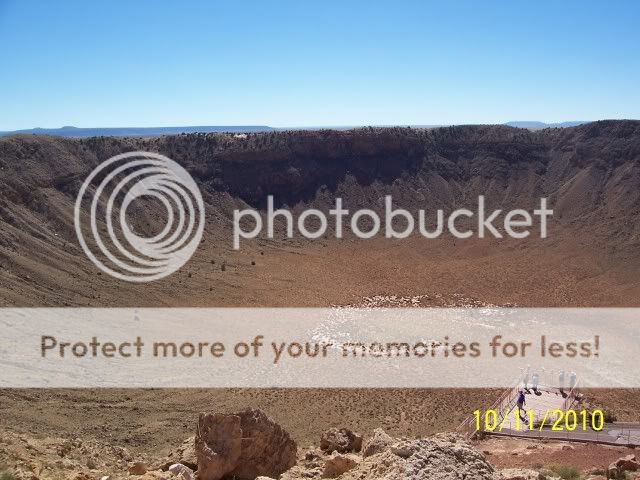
<box><xmin>2</xmin><ymin>235</ymin><xmax>639</xmax><ymax>308</ymax></box>
<box><xmin>0</xmin><ymin>389</ymin><xmax>503</xmax><ymax>454</ymax></box>
<box><xmin>478</xmin><ymin>436</ymin><xmax>637</xmax><ymax>471</ymax></box>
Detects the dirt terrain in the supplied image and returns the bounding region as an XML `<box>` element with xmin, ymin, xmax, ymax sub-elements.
<box><xmin>1</xmin><ymin>122</ymin><xmax>639</xmax><ymax>477</ymax></box>
<box><xmin>478</xmin><ymin>436</ymin><xmax>637</xmax><ymax>472</ymax></box>
<box><xmin>0</xmin><ymin>388</ymin><xmax>502</xmax><ymax>454</ymax></box>
<box><xmin>0</xmin><ymin>121</ymin><xmax>638</xmax><ymax>307</ymax></box>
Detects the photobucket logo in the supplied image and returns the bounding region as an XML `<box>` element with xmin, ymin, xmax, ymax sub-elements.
<box><xmin>233</xmin><ymin>196</ymin><xmax>553</xmax><ymax>249</ymax></box>
<box><xmin>74</xmin><ymin>151</ymin><xmax>205</xmax><ymax>282</ymax></box>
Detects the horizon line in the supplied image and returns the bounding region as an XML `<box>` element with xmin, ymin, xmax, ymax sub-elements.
<box><xmin>1</xmin><ymin>120</ymin><xmax>614</xmax><ymax>134</ymax></box>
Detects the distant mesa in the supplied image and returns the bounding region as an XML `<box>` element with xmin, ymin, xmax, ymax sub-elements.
<box><xmin>0</xmin><ymin>125</ymin><xmax>276</xmax><ymax>137</ymax></box>
<box><xmin>505</xmin><ymin>121</ymin><xmax>589</xmax><ymax>129</ymax></box>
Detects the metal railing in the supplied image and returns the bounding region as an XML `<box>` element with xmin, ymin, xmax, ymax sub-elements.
<box><xmin>456</xmin><ymin>374</ymin><xmax>523</xmax><ymax>438</ymax></box>
<box><xmin>458</xmin><ymin>373</ymin><xmax>580</xmax><ymax>438</ymax></box>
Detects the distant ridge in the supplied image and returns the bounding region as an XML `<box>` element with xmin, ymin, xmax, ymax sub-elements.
<box><xmin>0</xmin><ymin>125</ymin><xmax>275</xmax><ymax>137</ymax></box>
<box><xmin>505</xmin><ymin>121</ymin><xmax>589</xmax><ymax>129</ymax></box>
<box><xmin>0</xmin><ymin>121</ymin><xmax>600</xmax><ymax>137</ymax></box>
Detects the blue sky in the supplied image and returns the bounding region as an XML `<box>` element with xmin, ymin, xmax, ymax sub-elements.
<box><xmin>1</xmin><ymin>0</ymin><xmax>639</xmax><ymax>130</ymax></box>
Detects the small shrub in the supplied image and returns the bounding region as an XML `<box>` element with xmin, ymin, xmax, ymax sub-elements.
<box><xmin>549</xmin><ymin>465</ymin><xmax>580</xmax><ymax>480</ymax></box>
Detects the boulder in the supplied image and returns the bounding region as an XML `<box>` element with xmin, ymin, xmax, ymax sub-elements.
<box><xmin>168</xmin><ymin>463</ymin><xmax>195</xmax><ymax>480</ymax></box>
<box><xmin>305</xmin><ymin>449</ymin><xmax>322</xmax><ymax>461</ymax></box>
<box><xmin>585</xmin><ymin>467</ymin><xmax>606</xmax><ymax>477</ymax></box>
<box><xmin>608</xmin><ymin>463</ymin><xmax>619</xmax><ymax>479</ymax></box>
<box><xmin>129</xmin><ymin>462</ymin><xmax>148</xmax><ymax>475</ymax></box>
<box><xmin>615</xmin><ymin>454</ymin><xmax>639</xmax><ymax>471</ymax></box>
<box><xmin>390</xmin><ymin>441</ymin><xmax>416</xmax><ymax>459</ymax></box>
<box><xmin>196</xmin><ymin>413</ymin><xmax>243</xmax><ymax>480</ymax></box>
<box><xmin>161</xmin><ymin>437</ymin><xmax>197</xmax><ymax>471</ymax></box>
<box><xmin>362</xmin><ymin>428</ymin><xmax>394</xmax><ymax>458</ymax></box>
<box><xmin>538</xmin><ymin>470</ymin><xmax>561</xmax><ymax>480</ymax></box>
<box><xmin>112</xmin><ymin>446</ymin><xmax>133</xmax><ymax>462</ymax></box>
<box><xmin>230</xmin><ymin>408</ymin><xmax>297</xmax><ymax>479</ymax></box>
<box><xmin>74</xmin><ymin>475</ymin><xmax>94</xmax><ymax>480</ymax></box>
<box><xmin>609</xmin><ymin>454</ymin><xmax>639</xmax><ymax>479</ymax></box>
<box><xmin>500</xmin><ymin>468</ymin><xmax>545</xmax><ymax>480</ymax></box>
<box><xmin>281</xmin><ymin>463</ymin><xmax>323</xmax><ymax>480</ymax></box>
<box><xmin>320</xmin><ymin>428</ymin><xmax>363</xmax><ymax>454</ymax></box>
<box><xmin>196</xmin><ymin>409</ymin><xmax>297</xmax><ymax>480</ymax></box>
<box><xmin>138</xmin><ymin>472</ymin><xmax>173</xmax><ymax>480</ymax></box>
<box><xmin>322</xmin><ymin>453</ymin><xmax>360</xmax><ymax>478</ymax></box>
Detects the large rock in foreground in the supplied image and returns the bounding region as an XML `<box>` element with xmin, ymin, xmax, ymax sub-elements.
<box><xmin>232</xmin><ymin>409</ymin><xmax>298</xmax><ymax>479</ymax></box>
<box><xmin>196</xmin><ymin>409</ymin><xmax>297</xmax><ymax>480</ymax></box>
<box><xmin>196</xmin><ymin>413</ymin><xmax>243</xmax><ymax>480</ymax></box>
<box><xmin>339</xmin><ymin>433</ymin><xmax>500</xmax><ymax>480</ymax></box>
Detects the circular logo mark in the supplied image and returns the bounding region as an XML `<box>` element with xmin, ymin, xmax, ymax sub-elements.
<box><xmin>74</xmin><ymin>151</ymin><xmax>204</xmax><ymax>282</ymax></box>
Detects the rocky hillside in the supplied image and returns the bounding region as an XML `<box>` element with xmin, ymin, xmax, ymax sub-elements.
<box><xmin>0</xmin><ymin>410</ymin><xmax>523</xmax><ymax>480</ymax></box>
<box><xmin>0</xmin><ymin>121</ymin><xmax>638</xmax><ymax>306</ymax></box>
<box><xmin>2</xmin><ymin>121</ymin><xmax>638</xmax><ymax>227</ymax></box>
<box><xmin>3</xmin><ymin>408</ymin><xmax>637</xmax><ymax>480</ymax></box>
